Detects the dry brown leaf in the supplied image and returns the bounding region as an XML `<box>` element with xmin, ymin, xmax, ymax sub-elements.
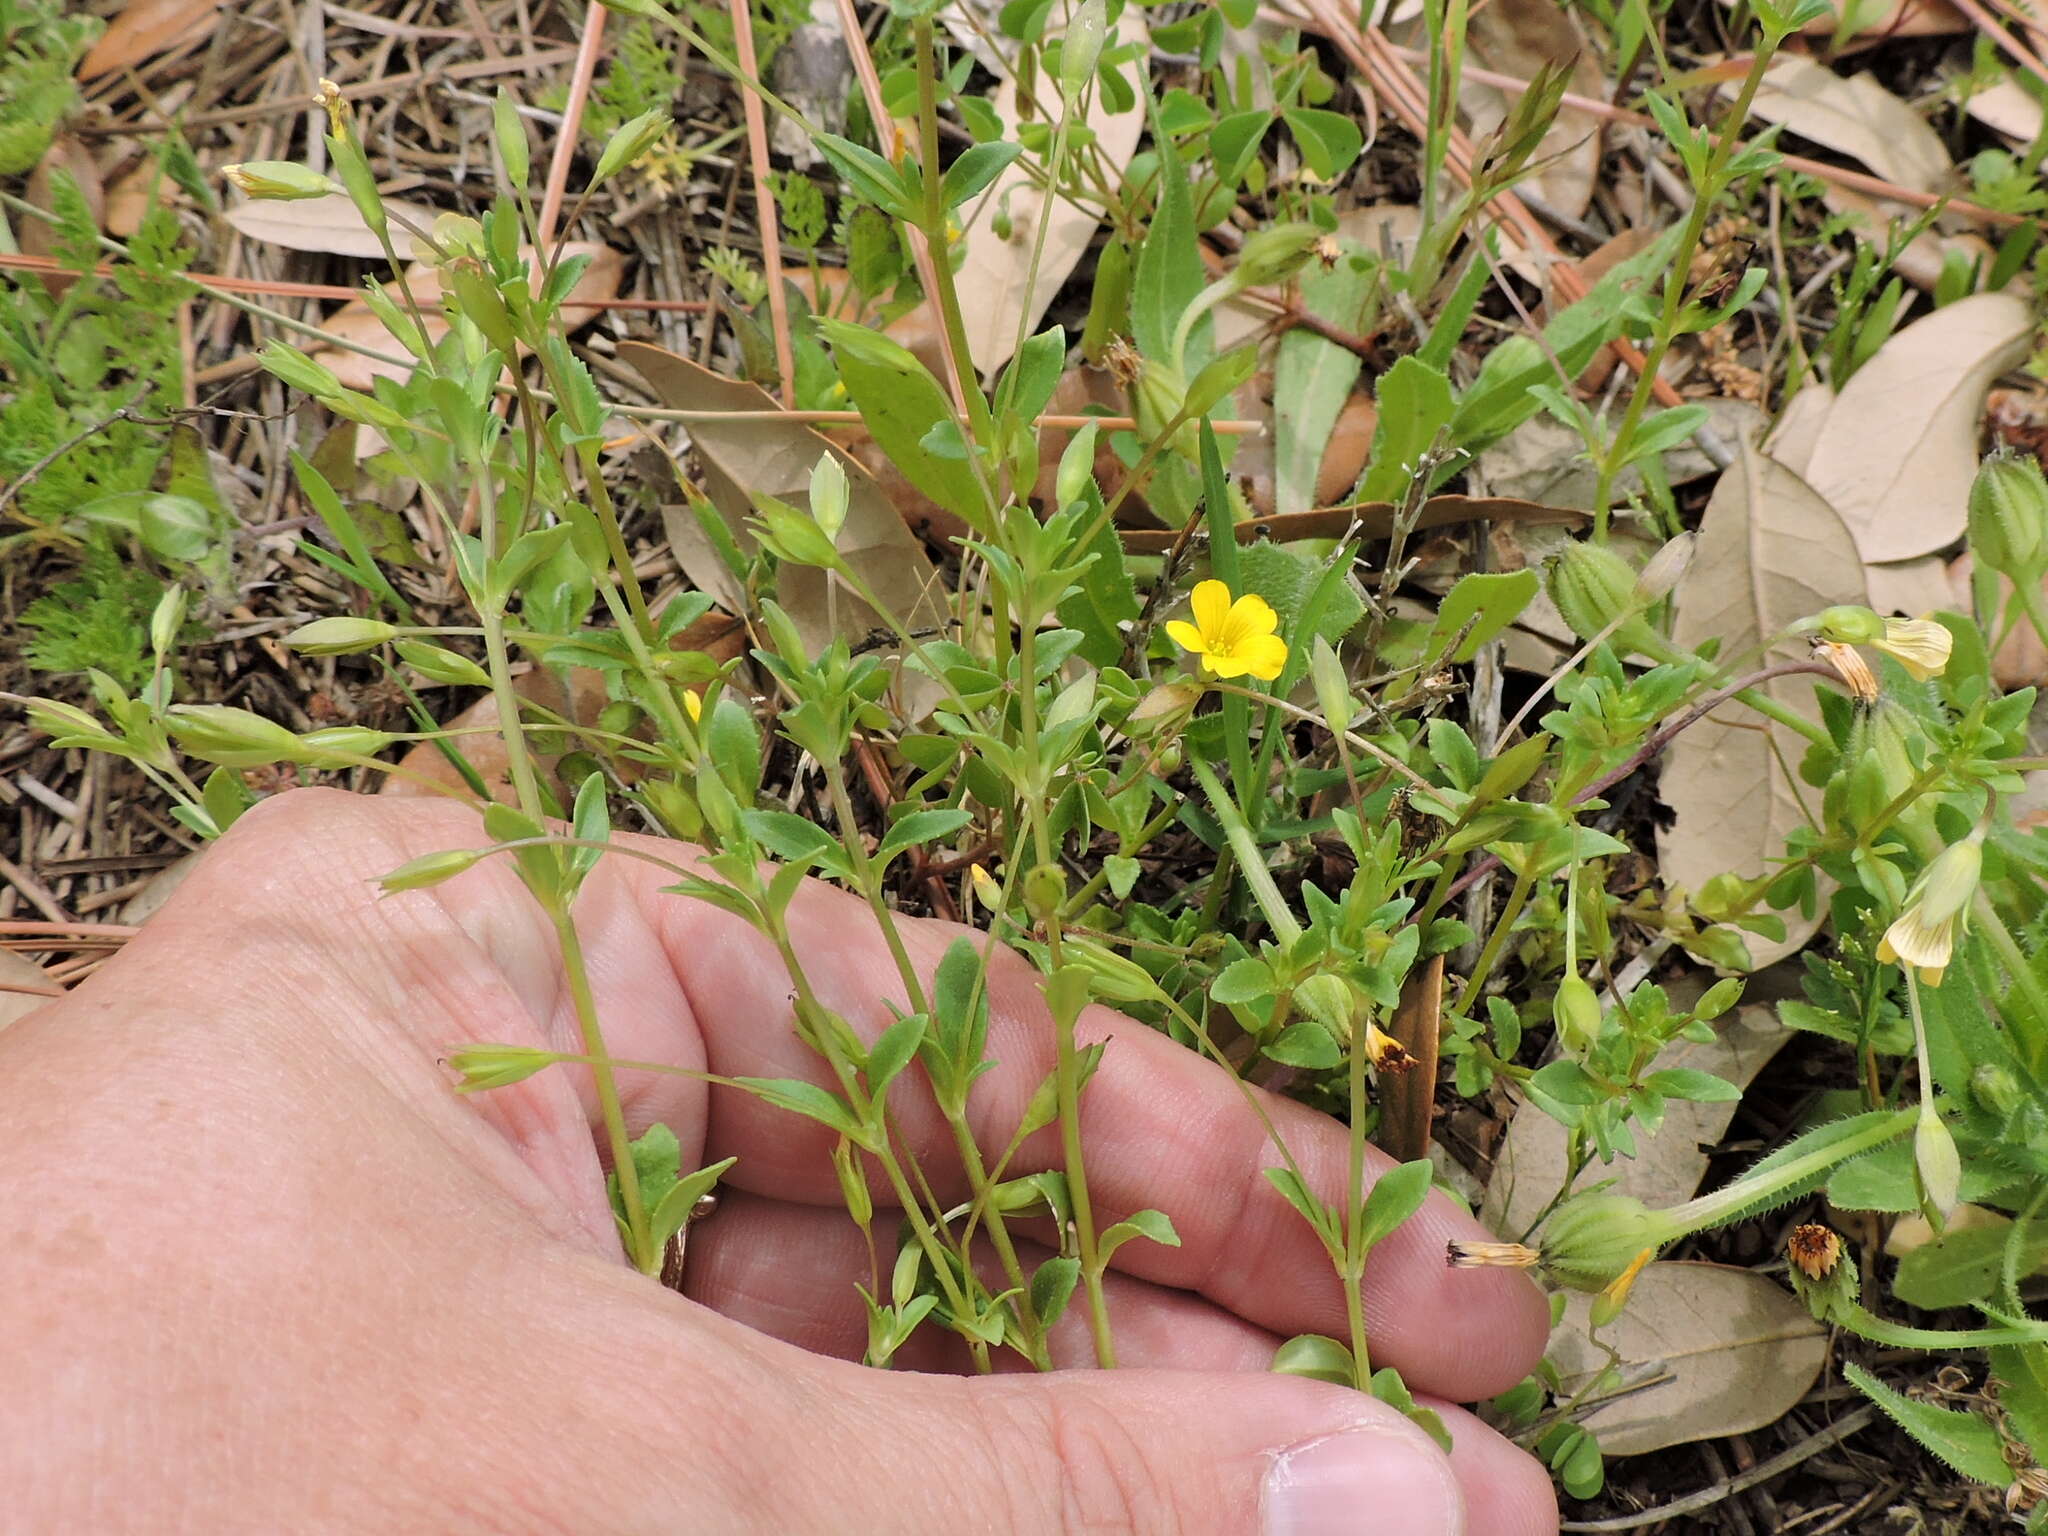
<box><xmin>951</xmin><ymin>7</ymin><xmax>1147</xmax><ymax>374</ymax></box>
<box><xmin>1659</xmin><ymin>439</ymin><xmax>1867</xmax><ymax>968</ymax></box>
<box><xmin>1862</xmin><ymin>555</ymin><xmax>1955</xmax><ymax>619</ymax></box>
<box><xmin>1548</xmin><ymin>1262</ymin><xmax>1828</xmax><ymax>1456</ymax></box>
<box><xmin>1463</xmin><ymin>0</ymin><xmax>1607</xmax><ymax>221</ymax></box>
<box><xmin>308</xmin><ymin>243</ymin><xmax>623</xmax><ymax>390</ymax></box>
<box><xmin>0</xmin><ymin>949</ymin><xmax>60</xmax><ymax>1032</ymax></box>
<box><xmin>620</xmin><ymin>341</ymin><xmax>949</xmax><ymax>680</ymax></box>
<box><xmin>1483</xmin><ymin>1003</ymin><xmax>1791</xmax><ymax>1238</ymax></box>
<box><xmin>79</xmin><ymin>0</ymin><xmax>220</xmax><ymax>79</ymax></box>
<box><xmin>1965</xmin><ymin>79</ymin><xmax>2045</xmax><ymax>144</ymax></box>
<box><xmin>1737</xmin><ymin>55</ymin><xmax>1951</xmax><ymax>195</ymax></box>
<box><xmin>22</xmin><ymin>137</ymin><xmax>104</xmax><ymax>284</ymax></box>
<box><xmin>1763</xmin><ymin>382</ymin><xmax>1835</xmax><ymax>478</ymax></box>
<box><xmin>1801</xmin><ymin>292</ymin><xmax>2034</xmax><ymax>563</ymax></box>
<box><xmin>224</xmin><ymin>193</ymin><xmax>441</xmax><ymax>261</ymax></box>
<box><xmin>1116</xmin><ymin>494</ymin><xmax>1588</xmax><ymax>553</ymax></box>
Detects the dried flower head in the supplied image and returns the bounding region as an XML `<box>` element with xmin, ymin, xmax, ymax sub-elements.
<box><xmin>1815</xmin><ymin>639</ymin><xmax>1880</xmax><ymax>702</ymax></box>
<box><xmin>1787</xmin><ymin>1223</ymin><xmax>1843</xmax><ymax>1282</ymax></box>
<box><xmin>1363</xmin><ymin>1021</ymin><xmax>1418</xmax><ymax>1075</ymax></box>
<box><xmin>1447</xmin><ymin>1239</ymin><xmax>1542</xmax><ymax>1271</ymax></box>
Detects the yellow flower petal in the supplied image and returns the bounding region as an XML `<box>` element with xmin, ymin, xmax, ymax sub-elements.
<box><xmin>1225</xmin><ymin>591</ymin><xmax>1279</xmax><ymax>641</ymax></box>
<box><xmin>1164</xmin><ymin>619</ymin><xmax>1206</xmax><ymax>655</ymax></box>
<box><xmin>1190</xmin><ymin>579</ymin><xmax>1232</xmax><ymax>639</ymax></box>
<box><xmin>1876</xmin><ymin>617</ymin><xmax>1952</xmax><ymax>681</ymax></box>
<box><xmin>1203</xmin><ymin>650</ymin><xmax>1254</xmax><ymax>679</ymax></box>
<box><xmin>1237</xmin><ymin>633</ymin><xmax>1289</xmax><ymax>681</ymax></box>
<box><xmin>1880</xmin><ymin>906</ymin><xmax>1957</xmax><ymax>981</ymax></box>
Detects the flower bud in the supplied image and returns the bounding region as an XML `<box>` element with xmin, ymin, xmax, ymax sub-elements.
<box><xmin>1801</xmin><ymin>604</ymin><xmax>1885</xmax><ymax>645</ymax></box>
<box><xmin>591</xmin><ymin>108</ymin><xmax>672</xmax><ymax>188</ymax></box>
<box><xmin>261</xmin><ymin>340</ymin><xmax>346</xmax><ymax>401</ymax></box>
<box><xmin>223</xmin><ymin>160</ymin><xmax>342</xmax><ymax>200</ymax></box>
<box><xmin>165</xmin><ymin>704</ymin><xmax>306</xmax><ymax>768</ymax></box>
<box><xmin>446</xmin><ymin>1043</ymin><xmax>557</xmax><ymax>1091</ymax></box>
<box><xmin>1971</xmin><ymin>1063</ymin><xmax>2022</xmax><ymax>1117</ymax></box>
<box><xmin>1294</xmin><ymin>973</ymin><xmax>1357</xmax><ymax>1039</ymax></box>
<box><xmin>1545</xmin><ymin>541</ymin><xmax>1666</xmax><ymax>660</ymax></box>
<box><xmin>380</xmin><ymin>847</ymin><xmax>485</xmax><ymax>892</ymax></box>
<box><xmin>395</xmin><ymin>639</ymin><xmax>491</xmax><ymax>687</ymax></box>
<box><xmin>1231</xmin><ymin>222</ymin><xmax>1325</xmax><ymax>289</ymax></box>
<box><xmin>1914</xmin><ymin>1109</ymin><xmax>1962</xmax><ymax>1221</ymax></box>
<box><xmin>297</xmin><ymin>726</ymin><xmax>396</xmax><ymax>765</ymax></box>
<box><xmin>286</xmin><ymin>616</ymin><xmax>400</xmax><ymax>655</ymax></box>
<box><xmin>26</xmin><ymin>698</ymin><xmax>121</xmax><ymax>750</ymax></box>
<box><xmin>1022</xmin><ymin>862</ymin><xmax>1067</xmax><ymax>924</ymax></box>
<box><xmin>1968</xmin><ymin>449</ymin><xmax>2048</xmax><ymax>579</ymax></box>
<box><xmin>1055</xmin><ymin>420</ymin><xmax>1099</xmax><ymax>508</ymax></box>
<box><xmin>1061</xmin><ymin>937</ymin><xmax>1163</xmax><ymax>1005</ymax></box>
<box><xmin>150</xmin><ymin>585</ymin><xmax>188</xmax><ymax>657</ymax></box>
<box><xmin>809</xmin><ymin>451</ymin><xmax>849</xmax><ymax>546</ymax></box>
<box><xmin>1057</xmin><ymin>0</ymin><xmax>1108</xmax><ymax>108</ymax></box>
<box><xmin>1125</xmin><ymin>679</ymin><xmax>1203</xmax><ymax>734</ymax></box>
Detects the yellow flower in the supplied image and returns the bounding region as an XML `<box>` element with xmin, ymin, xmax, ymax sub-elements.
<box><xmin>1873</xmin><ymin>617</ymin><xmax>1952</xmax><ymax>681</ymax></box>
<box><xmin>682</xmin><ymin>689</ymin><xmax>703</xmax><ymax>723</ymax></box>
<box><xmin>1877</xmin><ymin>828</ymin><xmax>1985</xmax><ymax>985</ymax></box>
<box><xmin>1166</xmin><ymin>579</ymin><xmax>1288</xmax><ymax>682</ymax></box>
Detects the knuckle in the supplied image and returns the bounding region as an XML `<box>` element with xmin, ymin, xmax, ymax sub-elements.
<box><xmin>977</xmin><ymin>1382</ymin><xmax>1179</xmax><ymax>1535</ymax></box>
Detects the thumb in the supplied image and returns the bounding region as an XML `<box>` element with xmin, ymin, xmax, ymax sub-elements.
<box><xmin>737</xmin><ymin>1350</ymin><xmax>1470</xmax><ymax>1534</ymax></box>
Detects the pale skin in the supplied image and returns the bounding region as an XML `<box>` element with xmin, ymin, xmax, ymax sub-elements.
<box><xmin>1</xmin><ymin>790</ymin><xmax>1560</xmax><ymax>1534</ymax></box>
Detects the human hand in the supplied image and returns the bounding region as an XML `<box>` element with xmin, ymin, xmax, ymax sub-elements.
<box><xmin>2</xmin><ymin>790</ymin><xmax>1558</xmax><ymax>1533</ymax></box>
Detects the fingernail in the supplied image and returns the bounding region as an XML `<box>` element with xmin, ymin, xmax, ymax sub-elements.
<box><xmin>1261</xmin><ymin>1424</ymin><xmax>1464</xmax><ymax>1536</ymax></box>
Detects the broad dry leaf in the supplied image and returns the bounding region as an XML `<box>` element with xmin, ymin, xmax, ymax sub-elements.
<box><xmin>1483</xmin><ymin>1003</ymin><xmax>1790</xmax><ymax>1238</ymax></box>
<box><xmin>1801</xmin><ymin>292</ymin><xmax>2034</xmax><ymax>563</ymax></box>
<box><xmin>79</xmin><ymin>0</ymin><xmax>220</xmax><ymax>79</ymax></box>
<box><xmin>1659</xmin><ymin>439</ymin><xmax>1867</xmax><ymax>967</ymax></box>
<box><xmin>619</xmin><ymin>341</ymin><xmax>949</xmax><ymax>676</ymax></box>
<box><xmin>1763</xmin><ymin>383</ymin><xmax>1834</xmax><ymax>478</ymax></box>
<box><xmin>1863</xmin><ymin>555</ymin><xmax>1955</xmax><ymax>619</ymax></box>
<box><xmin>0</xmin><ymin>949</ymin><xmax>61</xmax><ymax>1032</ymax></box>
<box><xmin>1966</xmin><ymin>79</ymin><xmax>2044</xmax><ymax>144</ymax></box>
<box><xmin>1737</xmin><ymin>55</ymin><xmax>1950</xmax><ymax>196</ymax></box>
<box><xmin>116</xmin><ymin>852</ymin><xmax>202</xmax><ymax>926</ymax></box>
<box><xmin>951</xmin><ymin>7</ymin><xmax>1146</xmax><ymax>375</ymax></box>
<box><xmin>309</xmin><ymin>243</ymin><xmax>622</xmax><ymax>390</ymax></box>
<box><xmin>224</xmin><ymin>193</ymin><xmax>441</xmax><ymax>260</ymax></box>
<box><xmin>1463</xmin><ymin>0</ymin><xmax>1607</xmax><ymax>221</ymax></box>
<box><xmin>23</xmin><ymin>137</ymin><xmax>104</xmax><ymax>276</ymax></box>
<box><xmin>1549</xmin><ymin>1262</ymin><xmax>1827</xmax><ymax>1456</ymax></box>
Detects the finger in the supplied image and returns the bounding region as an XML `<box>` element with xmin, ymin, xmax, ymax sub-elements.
<box><xmin>683</xmin><ymin>1191</ymin><xmax>1278</xmax><ymax>1373</ymax></box>
<box><xmin>615</xmin><ymin>872</ymin><xmax>1548</xmax><ymax>1401</ymax></box>
<box><xmin>592</xmin><ymin>1272</ymin><xmax>1489</xmax><ymax>1536</ymax></box>
<box><xmin>1425</xmin><ymin>1400</ymin><xmax>1560</xmax><ymax>1536</ymax></box>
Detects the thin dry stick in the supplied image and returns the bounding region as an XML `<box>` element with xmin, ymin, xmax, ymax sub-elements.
<box><xmin>536</xmin><ymin>4</ymin><xmax>607</xmax><ymax>245</ymax></box>
<box><xmin>729</xmin><ymin>0</ymin><xmax>797</xmax><ymax>405</ymax></box>
<box><xmin>1948</xmin><ymin>0</ymin><xmax>2048</xmax><ymax>85</ymax></box>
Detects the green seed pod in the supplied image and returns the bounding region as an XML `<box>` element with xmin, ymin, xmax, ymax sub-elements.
<box><xmin>222</xmin><ymin>160</ymin><xmax>342</xmax><ymax>200</ymax></box>
<box><xmin>1230</xmin><ymin>222</ymin><xmax>1324</xmax><ymax>289</ymax></box>
<box><xmin>1971</xmin><ymin>1063</ymin><xmax>2023</xmax><ymax>1118</ymax></box>
<box><xmin>1061</xmin><ymin>937</ymin><xmax>1163</xmax><ymax>1005</ymax></box>
<box><xmin>1968</xmin><ymin>449</ymin><xmax>2048</xmax><ymax>579</ymax></box>
<box><xmin>1545</xmin><ymin>541</ymin><xmax>1664</xmax><ymax>660</ymax></box>
<box><xmin>380</xmin><ymin>847</ymin><xmax>485</xmax><ymax>893</ymax></box>
<box><xmin>395</xmin><ymin>640</ymin><xmax>492</xmax><ymax>688</ymax></box>
<box><xmin>1022</xmin><ymin>862</ymin><xmax>1068</xmax><ymax>924</ymax></box>
<box><xmin>1537</xmin><ymin>1192</ymin><xmax>1670</xmax><ymax>1293</ymax></box>
<box><xmin>1806</xmin><ymin>604</ymin><xmax>1885</xmax><ymax>645</ymax></box>
<box><xmin>1551</xmin><ymin>974</ymin><xmax>1602</xmax><ymax>1054</ymax></box>
<box><xmin>1294</xmin><ymin>973</ymin><xmax>1358</xmax><ymax>1039</ymax></box>
<box><xmin>165</xmin><ymin>704</ymin><xmax>307</xmax><ymax>768</ymax></box>
<box><xmin>286</xmin><ymin>616</ymin><xmax>400</xmax><ymax>655</ymax></box>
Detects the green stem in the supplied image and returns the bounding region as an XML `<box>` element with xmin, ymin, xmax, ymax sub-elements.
<box><xmin>1974</xmin><ymin>897</ymin><xmax>2048</xmax><ymax>1073</ymax></box>
<box><xmin>1341</xmin><ymin>1012</ymin><xmax>1373</xmax><ymax>1386</ymax></box>
<box><xmin>555</xmin><ymin>909</ymin><xmax>651</xmax><ymax>1268</ymax></box>
<box><xmin>1189</xmin><ymin>756</ymin><xmax>1301</xmax><ymax>945</ymax></box>
<box><xmin>1452</xmin><ymin>863</ymin><xmax>1535</xmax><ymax>1016</ymax></box>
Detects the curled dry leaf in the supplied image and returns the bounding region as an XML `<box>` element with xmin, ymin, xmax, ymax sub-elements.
<box><xmin>618</xmin><ymin>340</ymin><xmax>949</xmax><ymax>677</ymax></box>
<box><xmin>1548</xmin><ymin>1262</ymin><xmax>1828</xmax><ymax>1457</ymax></box>
<box><xmin>1659</xmin><ymin>438</ymin><xmax>1868</xmax><ymax>968</ymax></box>
<box><xmin>79</xmin><ymin>0</ymin><xmax>220</xmax><ymax>80</ymax></box>
<box><xmin>308</xmin><ymin>243</ymin><xmax>623</xmax><ymax>390</ymax></box>
<box><xmin>224</xmin><ymin>193</ymin><xmax>443</xmax><ymax>261</ymax></box>
<box><xmin>1735</xmin><ymin>55</ymin><xmax>1951</xmax><ymax>196</ymax></box>
<box><xmin>1801</xmin><ymin>292</ymin><xmax>2034</xmax><ymax>563</ymax></box>
<box><xmin>1462</xmin><ymin>0</ymin><xmax>1607</xmax><ymax>222</ymax></box>
<box><xmin>950</xmin><ymin>6</ymin><xmax>1147</xmax><ymax>375</ymax></box>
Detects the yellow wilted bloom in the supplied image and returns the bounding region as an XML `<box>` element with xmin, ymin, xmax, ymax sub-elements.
<box><xmin>682</xmin><ymin>689</ymin><xmax>703</xmax><ymax>723</ymax></box>
<box><xmin>1878</xmin><ymin>827</ymin><xmax>1986</xmax><ymax>985</ymax></box>
<box><xmin>1166</xmin><ymin>579</ymin><xmax>1288</xmax><ymax>682</ymax></box>
<box><xmin>1874</xmin><ymin>618</ymin><xmax>1952</xmax><ymax>681</ymax></box>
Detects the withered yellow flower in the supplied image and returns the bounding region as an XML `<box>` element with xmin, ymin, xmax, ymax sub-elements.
<box><xmin>1878</xmin><ymin>828</ymin><xmax>1985</xmax><ymax>986</ymax></box>
<box><xmin>1166</xmin><ymin>579</ymin><xmax>1289</xmax><ymax>682</ymax></box>
<box><xmin>1873</xmin><ymin>618</ymin><xmax>1953</xmax><ymax>682</ymax></box>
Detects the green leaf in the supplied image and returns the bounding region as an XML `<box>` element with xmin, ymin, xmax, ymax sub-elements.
<box><xmin>1642</xmin><ymin>1067</ymin><xmax>1742</xmax><ymax>1102</ymax></box>
<box><xmin>1208</xmin><ymin>109</ymin><xmax>1270</xmax><ymax>186</ymax></box>
<box><xmin>815</xmin><ymin>319</ymin><xmax>988</xmax><ymax>530</ymax></box>
<box><xmin>1529</xmin><ymin>1059</ymin><xmax>1604</xmax><ymax>1105</ymax></box>
<box><xmin>1369</xmin><ymin>1366</ymin><xmax>1454</xmax><ymax>1451</ymax></box>
<box><xmin>648</xmin><ymin>1155</ymin><xmax>738</xmax><ymax>1250</ymax></box>
<box><xmin>1272</xmin><ymin>1333</ymin><xmax>1354</xmax><ymax>1385</ymax></box>
<box><xmin>1264</xmin><ymin>1166</ymin><xmax>1339</xmax><ymax>1246</ymax></box>
<box><xmin>1211</xmin><ymin>956</ymin><xmax>1277</xmax><ymax>1005</ymax></box>
<box><xmin>621</xmin><ymin>1121</ymin><xmax>682</xmax><ymax>1215</ymax></box>
<box><xmin>1625</xmin><ymin>403</ymin><xmax>1709</xmax><ymax>465</ymax></box>
<box><xmin>1427</xmin><ymin>569</ymin><xmax>1538</xmax><ymax>663</ymax></box>
<box><xmin>1275</xmin><ymin>240</ymin><xmax>1373</xmax><ymax>517</ymax></box>
<box><xmin>1263</xmin><ymin>1021</ymin><xmax>1342</xmax><ymax>1069</ymax></box>
<box><xmin>732</xmin><ymin>1076</ymin><xmax>870</xmax><ymax>1146</ymax></box>
<box><xmin>1358</xmin><ymin>1158</ymin><xmax>1433</xmax><ymax>1249</ymax></box>
<box><xmin>1893</xmin><ymin>1218</ymin><xmax>2048</xmax><ymax>1312</ymax></box>
<box><xmin>1054</xmin><ymin>486</ymin><xmax>1140</xmax><ymax>667</ymax></box>
<box><xmin>1845</xmin><ymin>1363</ymin><xmax>2016</xmax><ymax>1487</ymax></box>
<box><xmin>1099</xmin><ymin>1207</ymin><xmax>1181</xmax><ymax>1263</ymax></box>
<box><xmin>812</xmin><ymin>132</ymin><xmax>908</xmax><ymax>215</ymax></box>
<box><xmin>864</xmin><ymin>1011</ymin><xmax>928</xmax><ymax>1098</ymax></box>
<box><xmin>1354</xmin><ymin>356</ymin><xmax>1454</xmax><ymax>504</ymax></box>
<box><xmin>1281</xmin><ymin>107</ymin><xmax>1363</xmax><ymax>180</ymax></box>
<box><xmin>877</xmin><ymin>807</ymin><xmax>974</xmax><ymax>866</ymax></box>
<box><xmin>740</xmin><ymin>809</ymin><xmax>840</xmax><ymax>868</ymax></box>
<box><xmin>1132</xmin><ymin>124</ymin><xmax>1208</xmax><ymax>370</ymax></box>
<box><xmin>940</xmin><ymin>140</ymin><xmax>1023</xmax><ymax>207</ymax></box>
<box><xmin>1181</xmin><ymin>344</ymin><xmax>1257</xmax><ymax>421</ymax></box>
<box><xmin>1236</xmin><ymin>541</ymin><xmax>1364</xmax><ymax>645</ymax></box>
<box><xmin>1031</xmin><ymin>1256</ymin><xmax>1082</xmax><ymax>1328</ymax></box>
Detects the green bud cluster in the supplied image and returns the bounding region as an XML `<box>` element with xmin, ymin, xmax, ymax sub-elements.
<box><xmin>1967</xmin><ymin>450</ymin><xmax>2048</xmax><ymax>581</ymax></box>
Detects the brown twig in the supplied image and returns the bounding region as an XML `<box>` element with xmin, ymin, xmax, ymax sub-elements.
<box><xmin>728</xmin><ymin>0</ymin><xmax>796</xmax><ymax>405</ymax></box>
